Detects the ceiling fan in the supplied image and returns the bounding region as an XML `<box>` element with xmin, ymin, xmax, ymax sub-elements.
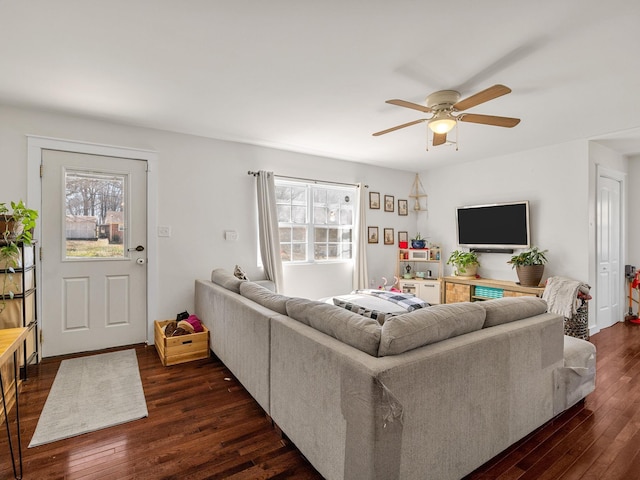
<box><xmin>373</xmin><ymin>84</ymin><xmax>520</xmax><ymax>146</ymax></box>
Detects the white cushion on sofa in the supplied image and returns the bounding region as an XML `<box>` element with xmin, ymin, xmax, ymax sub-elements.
<box><xmin>481</xmin><ymin>297</ymin><xmax>548</xmax><ymax>328</ymax></box>
<box><xmin>240</xmin><ymin>281</ymin><xmax>289</xmax><ymax>315</ymax></box>
<box><xmin>379</xmin><ymin>302</ymin><xmax>486</xmax><ymax>356</ymax></box>
<box><xmin>286</xmin><ymin>298</ymin><xmax>381</xmax><ymax>357</ymax></box>
<box><xmin>211</xmin><ymin>268</ymin><xmax>246</xmax><ymax>293</ymax></box>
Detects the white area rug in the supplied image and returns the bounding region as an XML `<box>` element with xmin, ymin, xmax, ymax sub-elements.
<box><xmin>29</xmin><ymin>349</ymin><xmax>148</xmax><ymax>447</ymax></box>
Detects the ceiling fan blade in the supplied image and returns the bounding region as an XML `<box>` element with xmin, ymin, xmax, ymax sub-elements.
<box><xmin>453</xmin><ymin>84</ymin><xmax>511</xmax><ymax>111</ymax></box>
<box><xmin>372</xmin><ymin>119</ymin><xmax>427</xmax><ymax>136</ymax></box>
<box><xmin>432</xmin><ymin>132</ymin><xmax>447</xmax><ymax>146</ymax></box>
<box><xmin>386</xmin><ymin>99</ymin><xmax>432</xmax><ymax>113</ymax></box>
<box><xmin>458</xmin><ymin>113</ymin><xmax>520</xmax><ymax>128</ymax></box>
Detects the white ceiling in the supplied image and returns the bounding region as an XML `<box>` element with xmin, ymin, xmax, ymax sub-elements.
<box><xmin>2</xmin><ymin>0</ymin><xmax>640</xmax><ymax>171</ymax></box>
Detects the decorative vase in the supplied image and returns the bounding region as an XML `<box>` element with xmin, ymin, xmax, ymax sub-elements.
<box><xmin>516</xmin><ymin>265</ymin><xmax>545</xmax><ymax>287</ymax></box>
<box><xmin>411</xmin><ymin>239</ymin><xmax>426</xmax><ymax>249</ymax></box>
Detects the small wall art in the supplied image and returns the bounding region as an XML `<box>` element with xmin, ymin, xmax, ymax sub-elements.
<box><xmin>384</xmin><ymin>228</ymin><xmax>394</xmax><ymax>245</ymax></box>
<box><xmin>398</xmin><ymin>199</ymin><xmax>408</xmax><ymax>216</ymax></box>
<box><xmin>384</xmin><ymin>195</ymin><xmax>394</xmax><ymax>212</ymax></box>
<box><xmin>369</xmin><ymin>192</ymin><xmax>380</xmax><ymax>209</ymax></box>
<box><xmin>368</xmin><ymin>226</ymin><xmax>379</xmax><ymax>244</ymax></box>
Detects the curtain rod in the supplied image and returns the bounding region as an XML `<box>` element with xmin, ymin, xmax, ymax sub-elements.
<box><xmin>247</xmin><ymin>171</ymin><xmax>367</xmax><ymax>188</ymax></box>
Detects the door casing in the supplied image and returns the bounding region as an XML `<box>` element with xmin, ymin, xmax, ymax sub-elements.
<box><xmin>27</xmin><ymin>136</ymin><xmax>159</xmax><ymax>345</ymax></box>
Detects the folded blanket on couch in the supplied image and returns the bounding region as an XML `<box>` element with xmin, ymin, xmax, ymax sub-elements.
<box><xmin>354</xmin><ymin>289</ymin><xmax>427</xmax><ymax>311</ymax></box>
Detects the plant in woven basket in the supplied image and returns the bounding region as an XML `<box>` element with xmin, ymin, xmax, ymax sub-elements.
<box><xmin>0</xmin><ymin>201</ymin><xmax>38</xmax><ymax>313</ymax></box>
<box><xmin>508</xmin><ymin>246</ymin><xmax>548</xmax><ymax>287</ymax></box>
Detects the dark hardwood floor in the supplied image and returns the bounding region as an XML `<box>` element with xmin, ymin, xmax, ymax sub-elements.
<box><xmin>1</xmin><ymin>321</ymin><xmax>638</xmax><ymax>479</ymax></box>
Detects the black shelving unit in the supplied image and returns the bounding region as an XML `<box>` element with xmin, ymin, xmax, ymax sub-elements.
<box><xmin>0</xmin><ymin>242</ymin><xmax>38</xmax><ymax>379</ymax></box>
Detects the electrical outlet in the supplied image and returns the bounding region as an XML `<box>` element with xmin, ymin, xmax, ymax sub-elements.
<box><xmin>158</xmin><ymin>226</ymin><xmax>171</xmax><ymax>237</ymax></box>
<box><xmin>224</xmin><ymin>230</ymin><xmax>238</xmax><ymax>241</ymax></box>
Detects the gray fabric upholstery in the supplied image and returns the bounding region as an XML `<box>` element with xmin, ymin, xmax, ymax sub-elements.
<box><xmin>211</xmin><ymin>267</ymin><xmax>245</xmax><ymax>293</ymax></box>
<box><xmin>196</xmin><ymin>268</ymin><xmax>594</xmax><ymax>480</ymax></box>
<box><xmin>378</xmin><ymin>302</ymin><xmax>485</xmax><ymax>356</ymax></box>
<box><xmin>286</xmin><ymin>298</ymin><xmax>382</xmax><ymax>357</ymax></box>
<box><xmin>481</xmin><ymin>296</ymin><xmax>549</xmax><ymax>328</ymax></box>
<box><xmin>554</xmin><ymin>335</ymin><xmax>596</xmax><ymax>412</ymax></box>
<box><xmin>194</xmin><ymin>279</ymin><xmax>272</xmax><ymax>413</ymax></box>
<box><xmin>240</xmin><ymin>281</ymin><xmax>289</xmax><ymax>315</ymax></box>
<box><xmin>270</xmin><ymin>312</ymin><xmax>565</xmax><ymax>480</ymax></box>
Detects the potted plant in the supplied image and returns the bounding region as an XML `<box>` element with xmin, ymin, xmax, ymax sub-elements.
<box><xmin>1</xmin><ymin>200</ymin><xmax>38</xmax><ymax>313</ymax></box>
<box><xmin>508</xmin><ymin>246</ymin><xmax>548</xmax><ymax>287</ymax></box>
<box><xmin>447</xmin><ymin>250</ymin><xmax>480</xmax><ymax>277</ymax></box>
<box><xmin>411</xmin><ymin>233</ymin><xmax>426</xmax><ymax>249</ymax></box>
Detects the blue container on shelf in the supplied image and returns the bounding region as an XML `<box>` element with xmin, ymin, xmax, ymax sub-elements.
<box><xmin>411</xmin><ymin>239</ymin><xmax>426</xmax><ymax>249</ymax></box>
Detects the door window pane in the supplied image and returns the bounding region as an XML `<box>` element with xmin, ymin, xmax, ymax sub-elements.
<box><xmin>65</xmin><ymin>170</ymin><xmax>126</xmax><ymax>259</ymax></box>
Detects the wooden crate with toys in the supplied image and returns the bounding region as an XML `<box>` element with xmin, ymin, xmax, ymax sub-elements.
<box><xmin>154</xmin><ymin>317</ymin><xmax>209</xmax><ymax>366</ymax></box>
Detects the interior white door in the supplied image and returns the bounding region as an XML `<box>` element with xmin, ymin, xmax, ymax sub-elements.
<box><xmin>41</xmin><ymin>149</ymin><xmax>147</xmax><ymax>357</ymax></box>
<box><xmin>596</xmin><ymin>174</ymin><xmax>622</xmax><ymax>330</ymax></box>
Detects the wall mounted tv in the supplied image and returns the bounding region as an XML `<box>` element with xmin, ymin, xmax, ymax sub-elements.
<box><xmin>456</xmin><ymin>201</ymin><xmax>530</xmax><ymax>252</ymax></box>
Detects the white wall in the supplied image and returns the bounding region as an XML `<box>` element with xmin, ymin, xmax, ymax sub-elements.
<box><xmin>627</xmin><ymin>154</ymin><xmax>640</xmax><ymax>268</ymax></box>
<box><xmin>422</xmin><ymin>140</ymin><xmax>590</xmax><ymax>283</ymax></box>
<box><xmin>0</xmin><ymin>104</ymin><xmax>417</xmax><ymax>326</ymax></box>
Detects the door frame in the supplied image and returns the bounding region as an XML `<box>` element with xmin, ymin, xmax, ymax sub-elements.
<box><xmin>594</xmin><ymin>164</ymin><xmax>626</xmax><ymax>334</ymax></box>
<box><xmin>27</xmin><ymin>135</ymin><xmax>159</xmax><ymax>345</ymax></box>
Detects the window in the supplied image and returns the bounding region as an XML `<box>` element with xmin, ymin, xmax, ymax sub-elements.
<box><xmin>275</xmin><ymin>179</ymin><xmax>355</xmax><ymax>263</ymax></box>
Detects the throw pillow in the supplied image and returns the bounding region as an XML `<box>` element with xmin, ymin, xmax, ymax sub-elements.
<box><xmin>234</xmin><ymin>265</ymin><xmax>249</xmax><ymax>280</ymax></box>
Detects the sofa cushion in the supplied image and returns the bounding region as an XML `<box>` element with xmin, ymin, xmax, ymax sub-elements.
<box><xmin>333</xmin><ymin>298</ymin><xmax>397</xmax><ymax>325</ymax></box>
<box><xmin>286</xmin><ymin>298</ymin><xmax>381</xmax><ymax>356</ymax></box>
<box><xmin>211</xmin><ymin>268</ymin><xmax>245</xmax><ymax>294</ymax></box>
<box><xmin>481</xmin><ymin>296</ymin><xmax>548</xmax><ymax>328</ymax></box>
<box><xmin>240</xmin><ymin>281</ymin><xmax>289</xmax><ymax>315</ymax></box>
<box><xmin>379</xmin><ymin>302</ymin><xmax>486</xmax><ymax>356</ymax></box>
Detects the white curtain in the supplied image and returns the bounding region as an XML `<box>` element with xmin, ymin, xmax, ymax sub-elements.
<box><xmin>353</xmin><ymin>183</ymin><xmax>368</xmax><ymax>290</ymax></box>
<box><xmin>256</xmin><ymin>170</ymin><xmax>284</xmax><ymax>293</ymax></box>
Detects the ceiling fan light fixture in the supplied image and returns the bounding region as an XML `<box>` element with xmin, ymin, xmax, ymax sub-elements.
<box><xmin>428</xmin><ymin>113</ymin><xmax>457</xmax><ymax>134</ymax></box>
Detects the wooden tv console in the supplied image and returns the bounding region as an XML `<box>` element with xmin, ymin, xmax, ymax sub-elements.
<box><xmin>443</xmin><ymin>276</ymin><xmax>545</xmax><ymax>304</ymax></box>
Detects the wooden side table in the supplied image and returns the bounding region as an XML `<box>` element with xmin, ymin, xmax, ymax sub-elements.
<box><xmin>0</xmin><ymin>327</ymin><xmax>29</xmax><ymax>479</ymax></box>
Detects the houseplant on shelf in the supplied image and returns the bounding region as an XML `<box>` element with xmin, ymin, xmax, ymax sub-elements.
<box><xmin>0</xmin><ymin>200</ymin><xmax>39</xmax><ymax>313</ymax></box>
<box><xmin>411</xmin><ymin>233</ymin><xmax>426</xmax><ymax>249</ymax></box>
<box><xmin>508</xmin><ymin>246</ymin><xmax>548</xmax><ymax>287</ymax></box>
<box><xmin>447</xmin><ymin>250</ymin><xmax>480</xmax><ymax>278</ymax></box>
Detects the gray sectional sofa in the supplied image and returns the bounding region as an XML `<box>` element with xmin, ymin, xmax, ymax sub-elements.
<box><xmin>194</xmin><ymin>269</ymin><xmax>596</xmax><ymax>480</ymax></box>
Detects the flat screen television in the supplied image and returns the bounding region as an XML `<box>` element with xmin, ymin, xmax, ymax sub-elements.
<box><xmin>456</xmin><ymin>201</ymin><xmax>530</xmax><ymax>251</ymax></box>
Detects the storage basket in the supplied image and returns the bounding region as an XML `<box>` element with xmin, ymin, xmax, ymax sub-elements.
<box><xmin>564</xmin><ymin>303</ymin><xmax>589</xmax><ymax>340</ymax></box>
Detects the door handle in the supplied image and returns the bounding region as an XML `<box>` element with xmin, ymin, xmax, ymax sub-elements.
<box><xmin>128</xmin><ymin>245</ymin><xmax>145</xmax><ymax>252</ymax></box>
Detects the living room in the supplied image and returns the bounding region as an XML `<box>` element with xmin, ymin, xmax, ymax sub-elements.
<box><xmin>1</xmin><ymin>1</ymin><xmax>640</xmax><ymax>478</ymax></box>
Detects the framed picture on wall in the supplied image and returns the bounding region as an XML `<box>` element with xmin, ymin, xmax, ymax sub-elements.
<box><xmin>368</xmin><ymin>226</ymin><xmax>379</xmax><ymax>244</ymax></box>
<box><xmin>398</xmin><ymin>199</ymin><xmax>408</xmax><ymax>216</ymax></box>
<box><xmin>369</xmin><ymin>192</ymin><xmax>380</xmax><ymax>209</ymax></box>
<box><xmin>398</xmin><ymin>231</ymin><xmax>408</xmax><ymax>244</ymax></box>
<box><xmin>384</xmin><ymin>228</ymin><xmax>394</xmax><ymax>245</ymax></box>
<box><xmin>384</xmin><ymin>195</ymin><xmax>394</xmax><ymax>212</ymax></box>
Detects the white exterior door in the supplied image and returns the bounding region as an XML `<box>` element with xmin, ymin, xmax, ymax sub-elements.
<box><xmin>596</xmin><ymin>173</ymin><xmax>622</xmax><ymax>330</ymax></box>
<box><xmin>41</xmin><ymin>149</ymin><xmax>148</xmax><ymax>357</ymax></box>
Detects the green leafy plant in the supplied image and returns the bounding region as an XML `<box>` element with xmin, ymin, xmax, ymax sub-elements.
<box><xmin>1</xmin><ymin>200</ymin><xmax>39</xmax><ymax>313</ymax></box>
<box><xmin>446</xmin><ymin>250</ymin><xmax>480</xmax><ymax>275</ymax></box>
<box><xmin>507</xmin><ymin>246</ymin><xmax>548</xmax><ymax>268</ymax></box>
